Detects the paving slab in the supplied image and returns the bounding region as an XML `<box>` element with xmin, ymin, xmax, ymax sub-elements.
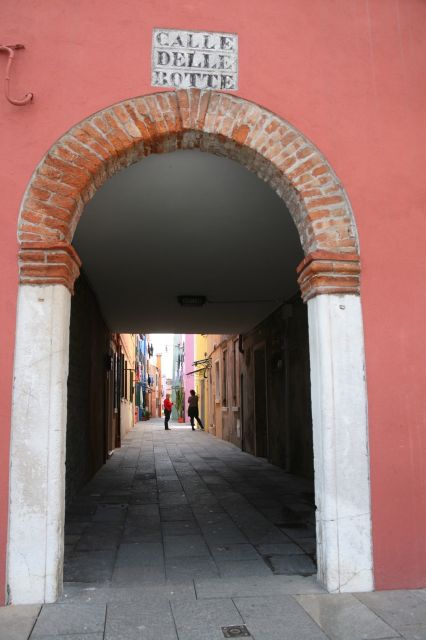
<box><xmin>356</xmin><ymin>590</ymin><xmax>426</xmax><ymax>630</ymax></box>
<box><xmin>187</xmin><ymin>495</ymin><xmax>220</xmax><ymax>508</ymax></box>
<box><xmin>130</xmin><ymin>492</ymin><xmax>159</xmax><ymax>505</ymax></box>
<box><xmin>105</xmin><ymin>601</ymin><xmax>178</xmax><ymax>640</ymax></box>
<box><xmin>30</xmin><ymin>635</ymin><xmax>103</xmax><ymax>640</ymax></box>
<box><xmin>195</xmin><ymin>575</ymin><xmax>324</xmax><ymax>598</ymax></box>
<box><xmin>76</xmin><ymin>522</ymin><xmax>123</xmax><ymax>551</ymax></box>
<box><xmin>171</xmin><ymin>598</ymin><xmax>244</xmax><ymax>640</ymax></box>
<box><xmin>162</xmin><ymin>520</ymin><xmax>201</xmax><ymax>536</ymax></box>
<box><xmin>112</xmin><ymin>542</ymin><xmax>165</xmax><ymax>585</ymax></box>
<box><xmin>158</xmin><ymin>480</ymin><xmax>183</xmax><ymax>492</ymax></box>
<box><xmin>200</xmin><ymin>524</ymin><xmax>248</xmax><ymax>544</ymax></box>
<box><xmin>296</xmin><ymin>537</ymin><xmax>317</xmax><ymax>555</ymax></box>
<box><xmin>30</xmin><ymin>603</ymin><xmax>105</xmax><ymax>638</ymax></box>
<box><xmin>160</xmin><ymin>506</ymin><xmax>194</xmax><ymax>521</ymax></box>
<box><xmin>398</xmin><ymin>624</ymin><xmax>426</xmax><ymax>639</ymax></box>
<box><xmin>269</xmin><ymin>554</ymin><xmax>316</xmax><ymax>575</ymax></box>
<box><xmin>280</xmin><ymin>524</ymin><xmax>316</xmax><ymax>539</ymax></box>
<box><xmin>195</xmin><ymin>512</ymin><xmax>235</xmax><ymax>526</ymax></box>
<box><xmin>233</xmin><ymin>595</ymin><xmax>327</xmax><ymax>640</ymax></box>
<box><xmin>0</xmin><ymin>604</ymin><xmax>41</xmax><ymax>640</ymax></box>
<box><xmin>193</xmin><ymin>502</ymin><xmax>229</xmax><ymax>514</ymax></box>
<box><xmin>64</xmin><ymin>549</ymin><xmax>116</xmax><ymax>583</ymax></box>
<box><xmin>99</xmin><ymin>493</ymin><xmax>132</xmax><ymax>504</ymax></box>
<box><xmin>239</xmin><ymin>524</ymin><xmax>293</xmax><ymax>545</ymax></box>
<box><xmin>208</xmin><ymin>543</ymin><xmax>260</xmax><ymax>562</ymax></box>
<box><xmin>159</xmin><ymin>492</ymin><xmax>189</xmax><ymax>506</ymax></box>
<box><xmin>164</xmin><ymin>534</ymin><xmax>211</xmax><ymax>558</ymax></box>
<box><xmin>92</xmin><ymin>504</ymin><xmax>128</xmax><ymax>523</ymax></box>
<box><xmin>60</xmin><ymin>582</ymin><xmax>196</xmax><ymax>604</ymax></box>
<box><xmin>217</xmin><ymin>559</ymin><xmax>273</xmax><ymax>578</ymax></box>
<box><xmin>126</xmin><ymin>512</ymin><xmax>160</xmax><ymax>529</ymax></box>
<box><xmin>257</xmin><ymin>542</ymin><xmax>305</xmax><ymax>556</ymax></box>
<box><xmin>296</xmin><ymin>593</ymin><xmax>400</xmax><ymax>640</ymax></box>
<box><xmin>122</xmin><ymin>524</ymin><xmax>162</xmax><ymax>543</ymax></box>
<box><xmin>166</xmin><ymin>556</ymin><xmax>220</xmax><ymax>582</ymax></box>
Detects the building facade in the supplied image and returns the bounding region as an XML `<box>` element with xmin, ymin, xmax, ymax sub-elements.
<box><xmin>195</xmin><ymin>297</ymin><xmax>313</xmax><ymax>477</ymax></box>
<box><xmin>147</xmin><ymin>354</ymin><xmax>163</xmax><ymax>418</ymax></box>
<box><xmin>194</xmin><ymin>334</ymin><xmax>210</xmax><ymax>429</ymax></box>
<box><xmin>118</xmin><ymin>333</ymin><xmax>136</xmax><ymax>438</ymax></box>
<box><xmin>183</xmin><ymin>334</ymin><xmax>195</xmax><ymax>425</ymax></box>
<box><xmin>135</xmin><ymin>334</ymin><xmax>148</xmax><ymax>422</ymax></box>
<box><xmin>171</xmin><ymin>334</ymin><xmax>185</xmax><ymax>420</ymax></box>
<box><xmin>1</xmin><ymin>0</ymin><xmax>426</xmax><ymax>603</ymax></box>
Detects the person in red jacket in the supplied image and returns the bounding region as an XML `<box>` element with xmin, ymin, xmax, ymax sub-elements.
<box><xmin>163</xmin><ymin>394</ymin><xmax>173</xmax><ymax>430</ymax></box>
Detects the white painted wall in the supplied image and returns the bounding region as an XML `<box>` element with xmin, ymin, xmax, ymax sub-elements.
<box><xmin>120</xmin><ymin>399</ymin><xmax>134</xmax><ymax>438</ymax></box>
<box><xmin>308</xmin><ymin>294</ymin><xmax>373</xmax><ymax>593</ymax></box>
<box><xmin>8</xmin><ymin>285</ymin><xmax>71</xmax><ymax>604</ymax></box>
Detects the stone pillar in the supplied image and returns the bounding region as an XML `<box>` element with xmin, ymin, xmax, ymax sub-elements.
<box><xmin>8</xmin><ymin>285</ymin><xmax>72</xmax><ymax>603</ymax></box>
<box><xmin>8</xmin><ymin>241</ymin><xmax>80</xmax><ymax>603</ymax></box>
<box><xmin>307</xmin><ymin>294</ymin><xmax>373</xmax><ymax>592</ymax></box>
<box><xmin>298</xmin><ymin>252</ymin><xmax>373</xmax><ymax>592</ymax></box>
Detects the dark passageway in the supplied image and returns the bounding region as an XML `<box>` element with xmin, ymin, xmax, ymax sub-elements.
<box><xmin>64</xmin><ymin>420</ymin><xmax>316</xmax><ymax>590</ymax></box>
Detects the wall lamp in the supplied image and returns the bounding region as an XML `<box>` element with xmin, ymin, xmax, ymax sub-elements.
<box><xmin>177</xmin><ymin>295</ymin><xmax>207</xmax><ymax>307</ymax></box>
<box><xmin>177</xmin><ymin>294</ymin><xmax>286</xmax><ymax>307</ymax></box>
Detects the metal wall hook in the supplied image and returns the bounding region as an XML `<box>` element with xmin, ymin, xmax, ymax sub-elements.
<box><xmin>0</xmin><ymin>44</ymin><xmax>33</xmax><ymax>106</ymax></box>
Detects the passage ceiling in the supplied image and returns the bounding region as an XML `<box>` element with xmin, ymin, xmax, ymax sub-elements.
<box><xmin>73</xmin><ymin>150</ymin><xmax>303</xmax><ymax>333</ymax></box>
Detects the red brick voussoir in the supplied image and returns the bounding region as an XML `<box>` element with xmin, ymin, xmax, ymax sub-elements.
<box><xmin>18</xmin><ymin>89</ymin><xmax>360</xmax><ymax>299</ymax></box>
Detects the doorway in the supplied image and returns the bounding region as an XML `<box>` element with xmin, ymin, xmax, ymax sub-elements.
<box><xmin>253</xmin><ymin>344</ymin><xmax>268</xmax><ymax>458</ymax></box>
<box><xmin>9</xmin><ymin>89</ymin><xmax>372</xmax><ymax>603</ymax></box>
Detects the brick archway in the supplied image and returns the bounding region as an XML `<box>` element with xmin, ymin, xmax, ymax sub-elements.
<box><xmin>18</xmin><ymin>89</ymin><xmax>360</xmax><ymax>301</ymax></box>
<box><xmin>9</xmin><ymin>90</ymin><xmax>372</xmax><ymax>604</ymax></box>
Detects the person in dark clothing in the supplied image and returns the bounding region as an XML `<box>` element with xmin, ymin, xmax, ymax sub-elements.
<box><xmin>163</xmin><ymin>394</ymin><xmax>173</xmax><ymax>430</ymax></box>
<box><xmin>187</xmin><ymin>389</ymin><xmax>204</xmax><ymax>431</ymax></box>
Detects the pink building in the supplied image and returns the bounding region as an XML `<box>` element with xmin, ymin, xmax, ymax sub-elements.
<box><xmin>0</xmin><ymin>0</ymin><xmax>425</xmax><ymax>604</ymax></box>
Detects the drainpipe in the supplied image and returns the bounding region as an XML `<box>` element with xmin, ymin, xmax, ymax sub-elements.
<box><xmin>0</xmin><ymin>44</ymin><xmax>33</xmax><ymax>106</ymax></box>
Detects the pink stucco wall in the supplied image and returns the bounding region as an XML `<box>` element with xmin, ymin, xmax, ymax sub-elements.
<box><xmin>1</xmin><ymin>1</ymin><xmax>425</xmax><ymax>598</ymax></box>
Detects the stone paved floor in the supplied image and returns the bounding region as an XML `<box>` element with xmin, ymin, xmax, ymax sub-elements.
<box><xmin>2</xmin><ymin>419</ymin><xmax>426</xmax><ymax>639</ymax></box>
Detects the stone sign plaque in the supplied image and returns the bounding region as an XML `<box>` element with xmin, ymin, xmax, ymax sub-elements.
<box><xmin>152</xmin><ymin>28</ymin><xmax>238</xmax><ymax>91</ymax></box>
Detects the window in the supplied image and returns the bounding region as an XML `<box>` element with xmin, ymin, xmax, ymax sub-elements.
<box><xmin>232</xmin><ymin>339</ymin><xmax>238</xmax><ymax>403</ymax></box>
<box><xmin>113</xmin><ymin>353</ymin><xmax>119</xmax><ymax>411</ymax></box>
<box><xmin>222</xmin><ymin>350</ymin><xmax>227</xmax><ymax>406</ymax></box>
<box><xmin>120</xmin><ymin>354</ymin><xmax>125</xmax><ymax>399</ymax></box>
<box><xmin>215</xmin><ymin>361</ymin><xmax>220</xmax><ymax>401</ymax></box>
<box><xmin>124</xmin><ymin>360</ymin><xmax>128</xmax><ymax>400</ymax></box>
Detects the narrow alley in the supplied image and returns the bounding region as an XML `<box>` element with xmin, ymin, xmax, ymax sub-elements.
<box><xmin>63</xmin><ymin>419</ymin><xmax>316</xmax><ymax>588</ymax></box>
<box><xmin>6</xmin><ymin>420</ymin><xmax>426</xmax><ymax>640</ymax></box>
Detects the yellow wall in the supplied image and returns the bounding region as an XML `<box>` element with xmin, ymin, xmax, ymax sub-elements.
<box><xmin>120</xmin><ymin>333</ymin><xmax>136</xmax><ymax>436</ymax></box>
<box><xmin>195</xmin><ymin>335</ymin><xmax>241</xmax><ymax>443</ymax></box>
<box><xmin>195</xmin><ymin>334</ymin><xmax>226</xmax><ymax>434</ymax></box>
<box><xmin>194</xmin><ymin>334</ymin><xmax>209</xmax><ymax>428</ymax></box>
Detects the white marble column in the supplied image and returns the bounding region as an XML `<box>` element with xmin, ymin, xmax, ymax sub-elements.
<box><xmin>8</xmin><ymin>285</ymin><xmax>71</xmax><ymax>604</ymax></box>
<box><xmin>308</xmin><ymin>293</ymin><xmax>374</xmax><ymax>592</ymax></box>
